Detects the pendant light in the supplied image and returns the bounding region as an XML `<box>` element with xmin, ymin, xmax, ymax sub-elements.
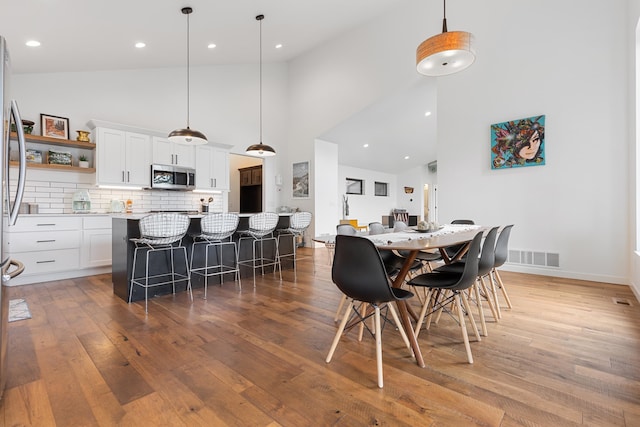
<box><xmin>246</xmin><ymin>14</ymin><xmax>276</xmax><ymax>156</ymax></box>
<box><xmin>168</xmin><ymin>7</ymin><xmax>208</xmax><ymax>145</ymax></box>
<box><xmin>416</xmin><ymin>0</ymin><xmax>476</xmax><ymax>77</ymax></box>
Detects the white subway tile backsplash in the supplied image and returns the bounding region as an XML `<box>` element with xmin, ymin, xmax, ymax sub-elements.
<box><xmin>15</xmin><ymin>178</ymin><xmax>223</xmax><ymax>214</ymax></box>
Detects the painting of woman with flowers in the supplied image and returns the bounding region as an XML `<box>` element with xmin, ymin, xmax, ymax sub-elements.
<box><xmin>491</xmin><ymin>115</ymin><xmax>545</xmax><ymax>169</ymax></box>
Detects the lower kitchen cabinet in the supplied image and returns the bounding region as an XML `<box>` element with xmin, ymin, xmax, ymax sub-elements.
<box><xmin>7</xmin><ymin>214</ymin><xmax>112</xmax><ymax>285</ymax></box>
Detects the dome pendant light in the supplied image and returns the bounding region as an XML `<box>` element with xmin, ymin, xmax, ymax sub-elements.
<box><xmin>416</xmin><ymin>0</ymin><xmax>476</xmax><ymax>77</ymax></box>
<box><xmin>168</xmin><ymin>7</ymin><xmax>207</xmax><ymax>145</ymax></box>
<box><xmin>246</xmin><ymin>14</ymin><xmax>276</xmax><ymax>157</ymax></box>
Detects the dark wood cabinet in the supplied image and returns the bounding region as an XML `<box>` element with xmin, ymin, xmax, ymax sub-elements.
<box><xmin>239</xmin><ymin>165</ymin><xmax>263</xmax><ymax>213</ymax></box>
<box><xmin>239</xmin><ymin>165</ymin><xmax>262</xmax><ymax>186</ymax></box>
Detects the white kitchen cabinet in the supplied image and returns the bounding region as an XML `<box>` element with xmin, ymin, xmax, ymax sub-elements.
<box><xmin>95</xmin><ymin>128</ymin><xmax>151</xmax><ymax>187</ymax></box>
<box><xmin>7</xmin><ymin>216</ymin><xmax>82</xmax><ymax>277</ymax></box>
<box><xmin>82</xmin><ymin>216</ymin><xmax>112</xmax><ymax>267</ymax></box>
<box><xmin>6</xmin><ymin>215</ymin><xmax>113</xmax><ymax>285</ymax></box>
<box><xmin>195</xmin><ymin>145</ymin><xmax>229</xmax><ymax>191</ymax></box>
<box><xmin>152</xmin><ymin>136</ymin><xmax>195</xmax><ymax>168</ymax></box>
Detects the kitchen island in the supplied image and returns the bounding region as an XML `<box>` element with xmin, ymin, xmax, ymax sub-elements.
<box><xmin>112</xmin><ymin>213</ymin><xmax>294</xmax><ymax>302</ymax></box>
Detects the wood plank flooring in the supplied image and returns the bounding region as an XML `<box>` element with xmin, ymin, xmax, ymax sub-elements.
<box><xmin>1</xmin><ymin>248</ymin><xmax>639</xmax><ymax>426</ymax></box>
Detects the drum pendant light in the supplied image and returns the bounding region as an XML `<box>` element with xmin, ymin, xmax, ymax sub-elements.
<box><xmin>246</xmin><ymin>14</ymin><xmax>276</xmax><ymax>156</ymax></box>
<box><xmin>168</xmin><ymin>7</ymin><xmax>207</xmax><ymax>145</ymax></box>
<box><xmin>416</xmin><ymin>0</ymin><xmax>476</xmax><ymax>77</ymax></box>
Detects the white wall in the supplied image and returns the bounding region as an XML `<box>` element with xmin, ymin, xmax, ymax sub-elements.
<box><xmin>629</xmin><ymin>0</ymin><xmax>640</xmax><ymax>299</ymax></box>
<box><xmin>314</xmin><ymin>139</ymin><xmax>339</xmax><ymax>237</ymax></box>
<box><xmin>437</xmin><ymin>0</ymin><xmax>628</xmax><ymax>284</ymax></box>
<box><xmin>338</xmin><ymin>165</ymin><xmax>398</xmax><ymax>227</ymax></box>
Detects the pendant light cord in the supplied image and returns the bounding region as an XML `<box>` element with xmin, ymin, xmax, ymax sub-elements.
<box><xmin>186</xmin><ymin>10</ymin><xmax>191</xmax><ymax>128</ymax></box>
<box><xmin>259</xmin><ymin>16</ymin><xmax>263</xmax><ymax>144</ymax></box>
<box><xmin>442</xmin><ymin>0</ymin><xmax>448</xmax><ymax>33</ymax></box>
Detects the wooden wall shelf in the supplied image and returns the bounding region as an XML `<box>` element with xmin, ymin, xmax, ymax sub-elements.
<box><xmin>10</xmin><ymin>132</ymin><xmax>96</xmax><ymax>150</ymax></box>
<box><xmin>9</xmin><ymin>161</ymin><xmax>96</xmax><ymax>174</ymax></box>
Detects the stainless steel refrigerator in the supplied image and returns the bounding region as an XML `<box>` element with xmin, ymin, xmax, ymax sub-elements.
<box><xmin>0</xmin><ymin>35</ymin><xmax>27</xmax><ymax>400</ymax></box>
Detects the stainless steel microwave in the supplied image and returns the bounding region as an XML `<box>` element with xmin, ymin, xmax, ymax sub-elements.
<box><xmin>150</xmin><ymin>164</ymin><xmax>196</xmax><ymax>190</ymax></box>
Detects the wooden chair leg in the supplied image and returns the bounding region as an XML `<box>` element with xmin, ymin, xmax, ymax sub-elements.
<box><xmin>489</xmin><ymin>269</ymin><xmax>502</xmax><ymax>319</ymax></box>
<box><xmin>460</xmin><ymin>291</ymin><xmax>481</xmax><ymax>343</ymax></box>
<box><xmin>326</xmin><ymin>299</ymin><xmax>353</xmax><ymax>363</ymax></box>
<box><xmin>414</xmin><ymin>289</ymin><xmax>434</xmax><ymax>338</ymax></box>
<box><xmin>387</xmin><ymin>302</ymin><xmax>412</xmax><ymax>354</ymax></box>
<box><xmin>479</xmin><ymin>275</ymin><xmax>499</xmax><ymax>322</ymax></box>
<box><xmin>374</xmin><ymin>306</ymin><xmax>383</xmax><ymax>388</ymax></box>
<box><xmin>333</xmin><ymin>294</ymin><xmax>347</xmax><ymax>322</ymax></box>
<box><xmin>473</xmin><ymin>279</ymin><xmax>488</xmax><ymax>337</ymax></box>
<box><xmin>493</xmin><ymin>269</ymin><xmax>513</xmax><ymax>309</ymax></box>
<box><xmin>454</xmin><ymin>294</ymin><xmax>474</xmax><ymax>364</ymax></box>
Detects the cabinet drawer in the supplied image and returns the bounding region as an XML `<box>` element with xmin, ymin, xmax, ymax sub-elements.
<box><xmin>9</xmin><ymin>230</ymin><xmax>81</xmax><ymax>253</ymax></box>
<box><xmin>17</xmin><ymin>248</ymin><xmax>80</xmax><ymax>275</ymax></box>
<box><xmin>84</xmin><ymin>216</ymin><xmax>112</xmax><ymax>229</ymax></box>
<box><xmin>10</xmin><ymin>216</ymin><xmax>82</xmax><ymax>232</ymax></box>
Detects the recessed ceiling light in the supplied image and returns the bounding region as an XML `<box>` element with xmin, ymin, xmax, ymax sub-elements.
<box><xmin>404</xmin><ymin>156</ymin><xmax>410</xmax><ymax>160</ymax></box>
<box><xmin>424</xmin><ymin>111</ymin><xmax>432</xmax><ymax>117</ymax></box>
<box><xmin>363</xmin><ymin>144</ymin><xmax>369</xmax><ymax>148</ymax></box>
<box><xmin>135</xmin><ymin>42</ymin><xmax>146</xmax><ymax>48</ymax></box>
<box><xmin>25</xmin><ymin>40</ymin><xmax>40</xmax><ymax>47</ymax></box>
<box><xmin>275</xmin><ymin>44</ymin><xmax>283</xmax><ymax>49</ymax></box>
<box><xmin>208</xmin><ymin>43</ymin><xmax>216</xmax><ymax>49</ymax></box>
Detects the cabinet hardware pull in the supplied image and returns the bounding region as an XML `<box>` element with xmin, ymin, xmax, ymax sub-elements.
<box><xmin>36</xmin><ymin>260</ymin><xmax>55</xmax><ymax>264</ymax></box>
<box><xmin>36</xmin><ymin>223</ymin><xmax>56</xmax><ymax>226</ymax></box>
<box><xmin>175</xmin><ymin>154</ymin><xmax>178</xmax><ymax>164</ymax></box>
<box><xmin>127</xmin><ymin>171</ymin><xmax>130</xmax><ymax>182</ymax></box>
<box><xmin>122</xmin><ymin>171</ymin><xmax>125</xmax><ymax>182</ymax></box>
<box><xmin>214</xmin><ymin>178</ymin><xmax>216</xmax><ymax>187</ymax></box>
<box><xmin>36</xmin><ymin>240</ymin><xmax>56</xmax><ymax>243</ymax></box>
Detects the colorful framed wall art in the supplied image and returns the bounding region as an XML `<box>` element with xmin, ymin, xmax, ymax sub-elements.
<box><xmin>491</xmin><ymin>115</ymin><xmax>545</xmax><ymax>169</ymax></box>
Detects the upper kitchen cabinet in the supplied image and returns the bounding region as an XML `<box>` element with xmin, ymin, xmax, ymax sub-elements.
<box><xmin>152</xmin><ymin>136</ymin><xmax>195</xmax><ymax>168</ymax></box>
<box><xmin>94</xmin><ymin>127</ymin><xmax>151</xmax><ymax>187</ymax></box>
<box><xmin>195</xmin><ymin>145</ymin><xmax>229</xmax><ymax>191</ymax></box>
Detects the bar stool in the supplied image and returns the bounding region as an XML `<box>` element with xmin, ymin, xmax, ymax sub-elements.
<box><xmin>276</xmin><ymin>211</ymin><xmax>312</xmax><ymax>280</ymax></box>
<box><xmin>190</xmin><ymin>212</ymin><xmax>241</xmax><ymax>299</ymax></box>
<box><xmin>129</xmin><ymin>213</ymin><xmax>192</xmax><ymax>313</ymax></box>
<box><xmin>237</xmin><ymin>212</ymin><xmax>282</xmax><ymax>286</ymax></box>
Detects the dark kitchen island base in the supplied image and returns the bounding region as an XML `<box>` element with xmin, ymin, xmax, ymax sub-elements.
<box><xmin>112</xmin><ymin>214</ymin><xmax>294</xmax><ymax>302</ymax></box>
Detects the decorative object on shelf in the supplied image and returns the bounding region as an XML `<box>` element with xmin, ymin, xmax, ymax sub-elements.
<box><xmin>25</xmin><ymin>149</ymin><xmax>42</xmax><ymax>164</ymax></box>
<box><xmin>491</xmin><ymin>115</ymin><xmax>545</xmax><ymax>169</ymax></box>
<box><xmin>342</xmin><ymin>195</ymin><xmax>349</xmax><ymax>219</ymax></box>
<box><xmin>416</xmin><ymin>0</ymin><xmax>476</xmax><ymax>77</ymax></box>
<box><xmin>292</xmin><ymin>161</ymin><xmax>309</xmax><ymax>198</ymax></box>
<box><xmin>76</xmin><ymin>130</ymin><xmax>90</xmax><ymax>142</ymax></box>
<box><xmin>246</xmin><ymin>14</ymin><xmax>276</xmax><ymax>157</ymax></box>
<box><xmin>404</xmin><ymin>186</ymin><xmax>414</xmax><ymax>194</ymax></box>
<box><xmin>40</xmin><ymin>114</ymin><xmax>69</xmax><ymax>139</ymax></box>
<box><xmin>168</xmin><ymin>6</ymin><xmax>208</xmax><ymax>146</ymax></box>
<box><xmin>11</xmin><ymin>119</ymin><xmax>34</xmax><ymax>134</ymax></box>
<box><xmin>78</xmin><ymin>155</ymin><xmax>89</xmax><ymax>168</ymax></box>
<box><xmin>125</xmin><ymin>199</ymin><xmax>133</xmax><ymax>213</ymax></box>
<box><xmin>47</xmin><ymin>149</ymin><xmax>72</xmax><ymax>166</ymax></box>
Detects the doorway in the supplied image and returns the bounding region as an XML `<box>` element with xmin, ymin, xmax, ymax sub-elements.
<box><xmin>229</xmin><ymin>154</ymin><xmax>263</xmax><ymax>213</ymax></box>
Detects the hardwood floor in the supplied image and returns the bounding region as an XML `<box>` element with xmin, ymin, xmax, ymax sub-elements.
<box><xmin>1</xmin><ymin>248</ymin><xmax>639</xmax><ymax>426</ymax></box>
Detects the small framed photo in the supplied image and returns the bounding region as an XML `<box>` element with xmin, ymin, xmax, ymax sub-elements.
<box><xmin>47</xmin><ymin>150</ymin><xmax>72</xmax><ymax>166</ymax></box>
<box><xmin>40</xmin><ymin>114</ymin><xmax>69</xmax><ymax>139</ymax></box>
<box><xmin>346</xmin><ymin>178</ymin><xmax>363</xmax><ymax>195</ymax></box>
<box><xmin>292</xmin><ymin>161</ymin><xmax>310</xmax><ymax>198</ymax></box>
<box><xmin>26</xmin><ymin>149</ymin><xmax>43</xmax><ymax>164</ymax></box>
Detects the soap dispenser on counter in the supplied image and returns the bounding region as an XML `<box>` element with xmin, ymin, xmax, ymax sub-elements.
<box><xmin>72</xmin><ymin>190</ymin><xmax>92</xmax><ymax>213</ymax></box>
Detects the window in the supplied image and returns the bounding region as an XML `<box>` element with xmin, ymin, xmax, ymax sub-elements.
<box><xmin>374</xmin><ymin>181</ymin><xmax>388</xmax><ymax>196</ymax></box>
<box><xmin>345</xmin><ymin>178</ymin><xmax>363</xmax><ymax>195</ymax></box>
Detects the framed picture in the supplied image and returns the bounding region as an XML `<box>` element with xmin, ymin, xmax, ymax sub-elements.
<box><xmin>346</xmin><ymin>178</ymin><xmax>363</xmax><ymax>195</ymax></box>
<box><xmin>26</xmin><ymin>149</ymin><xmax>42</xmax><ymax>164</ymax></box>
<box><xmin>47</xmin><ymin>150</ymin><xmax>72</xmax><ymax>166</ymax></box>
<box><xmin>292</xmin><ymin>161</ymin><xmax>309</xmax><ymax>198</ymax></box>
<box><xmin>40</xmin><ymin>114</ymin><xmax>69</xmax><ymax>139</ymax></box>
<box><xmin>491</xmin><ymin>115</ymin><xmax>545</xmax><ymax>169</ymax></box>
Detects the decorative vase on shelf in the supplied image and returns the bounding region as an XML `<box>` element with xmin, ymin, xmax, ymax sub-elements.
<box><xmin>76</xmin><ymin>130</ymin><xmax>90</xmax><ymax>142</ymax></box>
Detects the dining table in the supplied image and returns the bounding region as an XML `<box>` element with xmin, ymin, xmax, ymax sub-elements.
<box><xmin>314</xmin><ymin>223</ymin><xmax>486</xmax><ymax>368</ymax></box>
